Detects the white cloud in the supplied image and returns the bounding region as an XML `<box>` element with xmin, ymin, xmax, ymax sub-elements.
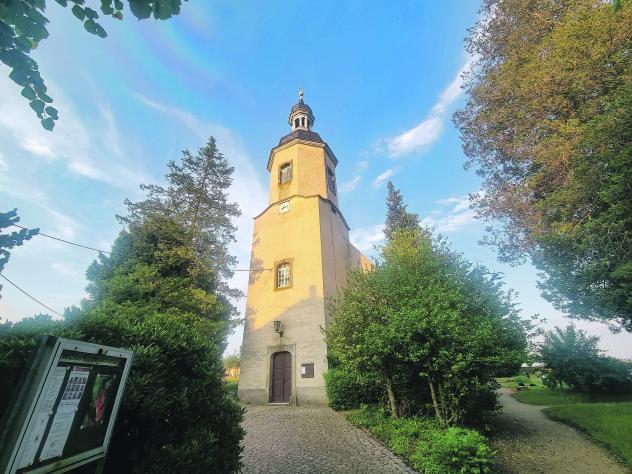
<box><xmin>422</xmin><ymin>193</ymin><xmax>476</xmax><ymax>233</ymax></box>
<box><xmin>372</xmin><ymin>168</ymin><xmax>395</xmax><ymax>188</ymax></box>
<box><xmin>0</xmin><ymin>172</ymin><xmax>83</xmax><ymax>240</ymax></box>
<box><xmin>340</xmin><ymin>176</ymin><xmax>361</xmax><ymax>193</ymax></box>
<box><xmin>357</xmin><ymin>160</ymin><xmax>368</xmax><ymax>172</ymax></box>
<box><xmin>385</xmin><ymin>58</ymin><xmax>472</xmax><ymax>158</ymax></box>
<box><xmin>51</xmin><ymin>261</ymin><xmax>78</xmax><ymax>276</ymax></box>
<box><xmin>387</xmin><ymin>116</ymin><xmax>444</xmax><ymax>157</ymax></box>
<box><xmin>436</xmin><ymin>195</ymin><xmax>470</xmax><ymax>213</ymax></box>
<box><xmin>0</xmin><ymin>74</ymin><xmax>147</xmax><ymax>189</ymax></box>
<box><xmin>340</xmin><ymin>160</ymin><xmax>370</xmax><ymax>194</ymax></box>
<box><xmin>350</xmin><ymin>224</ymin><xmax>385</xmax><ymax>253</ymax></box>
<box><xmin>0</xmin><ymin>153</ymin><xmax>7</xmax><ymax>172</ymax></box>
<box><xmin>21</xmin><ymin>138</ymin><xmax>56</xmax><ymax>158</ymax></box>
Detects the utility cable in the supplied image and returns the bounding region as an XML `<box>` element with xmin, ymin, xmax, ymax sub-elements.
<box><xmin>11</xmin><ymin>224</ymin><xmax>111</xmax><ymax>254</ymax></box>
<box><xmin>9</xmin><ymin>224</ymin><xmax>270</xmax><ymax>272</ymax></box>
<box><xmin>0</xmin><ymin>273</ymin><xmax>63</xmax><ymax>316</ymax></box>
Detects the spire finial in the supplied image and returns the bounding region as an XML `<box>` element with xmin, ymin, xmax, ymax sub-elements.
<box><xmin>299</xmin><ymin>87</ymin><xmax>304</xmax><ymax>103</ymax></box>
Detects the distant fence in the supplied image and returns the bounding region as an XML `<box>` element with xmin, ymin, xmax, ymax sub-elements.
<box><xmin>225</xmin><ymin>367</ymin><xmax>240</xmax><ymax>378</ymax></box>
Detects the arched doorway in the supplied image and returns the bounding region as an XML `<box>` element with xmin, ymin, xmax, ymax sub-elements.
<box><xmin>270</xmin><ymin>351</ymin><xmax>292</xmax><ymax>403</ymax></box>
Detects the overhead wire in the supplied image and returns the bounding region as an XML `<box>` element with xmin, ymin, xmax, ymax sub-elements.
<box><xmin>3</xmin><ymin>223</ymin><xmax>270</xmax><ymax>316</ymax></box>
<box><xmin>10</xmin><ymin>224</ymin><xmax>271</xmax><ymax>272</ymax></box>
<box><xmin>11</xmin><ymin>224</ymin><xmax>111</xmax><ymax>254</ymax></box>
<box><xmin>0</xmin><ymin>273</ymin><xmax>63</xmax><ymax>316</ymax></box>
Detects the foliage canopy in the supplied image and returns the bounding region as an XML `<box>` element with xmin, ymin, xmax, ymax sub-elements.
<box><xmin>539</xmin><ymin>325</ymin><xmax>632</xmax><ymax>394</ymax></box>
<box><xmin>122</xmin><ymin>137</ymin><xmax>242</xmax><ymax>304</ymax></box>
<box><xmin>455</xmin><ymin>0</ymin><xmax>632</xmax><ymax>330</ymax></box>
<box><xmin>326</xmin><ymin>228</ymin><xmax>527</xmax><ymax>426</ymax></box>
<box><xmin>0</xmin><ymin>0</ymin><xmax>187</xmax><ymax>130</ymax></box>
<box><xmin>0</xmin><ymin>137</ymin><xmax>244</xmax><ymax>472</ymax></box>
<box><xmin>0</xmin><ymin>209</ymin><xmax>38</xmax><ymax>298</ymax></box>
<box><xmin>384</xmin><ymin>181</ymin><xmax>420</xmax><ymax>242</ymax></box>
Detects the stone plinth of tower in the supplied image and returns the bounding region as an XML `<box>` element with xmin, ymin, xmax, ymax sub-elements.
<box><xmin>238</xmin><ymin>93</ymin><xmax>372</xmax><ymax>406</ymax></box>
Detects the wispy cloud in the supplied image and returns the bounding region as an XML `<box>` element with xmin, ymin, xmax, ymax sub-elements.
<box><xmin>0</xmin><ymin>75</ymin><xmax>147</xmax><ymax>189</ymax></box>
<box><xmin>340</xmin><ymin>176</ymin><xmax>362</xmax><ymax>193</ymax></box>
<box><xmin>0</xmin><ymin>172</ymin><xmax>83</xmax><ymax>240</ymax></box>
<box><xmin>21</xmin><ymin>138</ymin><xmax>56</xmax><ymax>159</ymax></box>
<box><xmin>372</xmin><ymin>168</ymin><xmax>395</xmax><ymax>188</ymax></box>
<box><xmin>421</xmin><ymin>194</ymin><xmax>477</xmax><ymax>233</ymax></box>
<box><xmin>384</xmin><ymin>58</ymin><xmax>472</xmax><ymax>158</ymax></box>
<box><xmin>51</xmin><ymin>261</ymin><xmax>78</xmax><ymax>276</ymax></box>
<box><xmin>351</xmin><ymin>193</ymin><xmax>478</xmax><ymax>254</ymax></box>
<box><xmin>339</xmin><ymin>160</ymin><xmax>370</xmax><ymax>194</ymax></box>
<box><xmin>0</xmin><ymin>153</ymin><xmax>7</xmax><ymax>172</ymax></box>
<box><xmin>350</xmin><ymin>224</ymin><xmax>385</xmax><ymax>253</ymax></box>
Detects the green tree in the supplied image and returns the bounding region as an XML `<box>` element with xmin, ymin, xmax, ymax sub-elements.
<box><xmin>223</xmin><ymin>352</ymin><xmax>240</xmax><ymax>370</ymax></box>
<box><xmin>384</xmin><ymin>181</ymin><xmax>420</xmax><ymax>241</ymax></box>
<box><xmin>326</xmin><ymin>228</ymin><xmax>527</xmax><ymax>425</ymax></box>
<box><xmin>0</xmin><ymin>0</ymin><xmax>187</xmax><ymax>130</ymax></box>
<box><xmin>455</xmin><ymin>0</ymin><xmax>632</xmax><ymax>330</ymax></box>
<box><xmin>539</xmin><ymin>324</ymin><xmax>632</xmax><ymax>393</ymax></box>
<box><xmin>122</xmin><ymin>137</ymin><xmax>242</xmax><ymax>302</ymax></box>
<box><xmin>0</xmin><ymin>209</ymin><xmax>38</xmax><ymax>298</ymax></box>
<box><xmin>76</xmin><ymin>215</ymin><xmax>243</xmax><ymax>472</ymax></box>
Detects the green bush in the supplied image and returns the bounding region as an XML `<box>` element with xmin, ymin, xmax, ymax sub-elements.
<box><xmin>324</xmin><ymin>367</ymin><xmax>383</xmax><ymax>410</ymax></box>
<box><xmin>0</xmin><ymin>315</ymin><xmax>76</xmax><ymax>414</ymax></box>
<box><xmin>513</xmin><ymin>375</ymin><xmax>531</xmax><ymax>386</ymax></box>
<box><xmin>0</xmin><ymin>216</ymin><xmax>244</xmax><ymax>473</ymax></box>
<box><xmin>410</xmin><ymin>427</ymin><xmax>495</xmax><ymax>474</ymax></box>
<box><xmin>540</xmin><ymin>325</ymin><xmax>632</xmax><ymax>394</ymax></box>
<box><xmin>347</xmin><ymin>405</ymin><xmax>495</xmax><ymax>473</ymax></box>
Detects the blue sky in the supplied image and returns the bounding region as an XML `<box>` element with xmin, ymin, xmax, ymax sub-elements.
<box><xmin>1</xmin><ymin>1</ymin><xmax>630</xmax><ymax>357</ymax></box>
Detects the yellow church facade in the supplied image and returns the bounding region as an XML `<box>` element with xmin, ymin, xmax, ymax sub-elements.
<box><xmin>238</xmin><ymin>93</ymin><xmax>371</xmax><ymax>405</ymax></box>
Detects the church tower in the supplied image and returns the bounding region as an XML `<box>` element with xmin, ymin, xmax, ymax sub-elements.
<box><xmin>238</xmin><ymin>91</ymin><xmax>371</xmax><ymax>405</ymax></box>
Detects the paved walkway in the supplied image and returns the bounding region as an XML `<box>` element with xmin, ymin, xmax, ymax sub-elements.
<box><xmin>240</xmin><ymin>405</ymin><xmax>417</xmax><ymax>474</ymax></box>
<box><xmin>491</xmin><ymin>388</ymin><xmax>629</xmax><ymax>473</ymax></box>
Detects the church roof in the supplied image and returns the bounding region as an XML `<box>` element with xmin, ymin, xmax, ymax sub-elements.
<box><xmin>278</xmin><ymin>129</ymin><xmax>323</xmax><ymax>146</ymax></box>
<box><xmin>290</xmin><ymin>100</ymin><xmax>313</xmax><ymax>116</ymax></box>
<box><xmin>267</xmin><ymin>129</ymin><xmax>338</xmax><ymax>171</ymax></box>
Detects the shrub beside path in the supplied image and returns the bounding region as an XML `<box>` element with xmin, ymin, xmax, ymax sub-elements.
<box><xmin>240</xmin><ymin>405</ymin><xmax>417</xmax><ymax>473</ymax></box>
<box><xmin>491</xmin><ymin>388</ymin><xmax>629</xmax><ymax>473</ymax></box>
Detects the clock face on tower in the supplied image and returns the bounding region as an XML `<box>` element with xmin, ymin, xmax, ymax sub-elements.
<box><xmin>279</xmin><ymin>201</ymin><xmax>290</xmax><ymax>214</ymax></box>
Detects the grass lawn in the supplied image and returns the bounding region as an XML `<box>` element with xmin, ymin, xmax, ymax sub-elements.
<box><xmin>497</xmin><ymin>374</ymin><xmax>542</xmax><ymax>389</ymax></box>
<box><xmin>225</xmin><ymin>376</ymin><xmax>239</xmax><ymax>393</ymax></box>
<box><xmin>513</xmin><ymin>386</ymin><xmax>632</xmax><ymax>406</ymax></box>
<box><xmin>510</xmin><ymin>385</ymin><xmax>632</xmax><ymax>468</ymax></box>
<box><xmin>544</xmin><ymin>402</ymin><xmax>632</xmax><ymax>468</ymax></box>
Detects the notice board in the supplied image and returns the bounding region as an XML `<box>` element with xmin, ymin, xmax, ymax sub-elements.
<box><xmin>0</xmin><ymin>336</ymin><xmax>132</xmax><ymax>473</ymax></box>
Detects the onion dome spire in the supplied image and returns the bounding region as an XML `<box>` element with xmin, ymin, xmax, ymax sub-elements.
<box><xmin>288</xmin><ymin>88</ymin><xmax>315</xmax><ymax>131</ymax></box>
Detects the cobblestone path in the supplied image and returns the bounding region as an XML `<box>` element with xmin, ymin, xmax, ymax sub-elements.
<box><xmin>491</xmin><ymin>388</ymin><xmax>628</xmax><ymax>473</ymax></box>
<box><xmin>240</xmin><ymin>405</ymin><xmax>417</xmax><ymax>474</ymax></box>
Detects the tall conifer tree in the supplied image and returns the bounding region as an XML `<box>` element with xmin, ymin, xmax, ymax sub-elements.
<box><xmin>384</xmin><ymin>181</ymin><xmax>420</xmax><ymax>241</ymax></box>
<box><xmin>123</xmin><ymin>137</ymin><xmax>241</xmax><ymax>301</ymax></box>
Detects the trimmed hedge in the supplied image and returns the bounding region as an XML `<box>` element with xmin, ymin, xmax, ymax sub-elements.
<box><xmin>324</xmin><ymin>367</ymin><xmax>383</xmax><ymax>410</ymax></box>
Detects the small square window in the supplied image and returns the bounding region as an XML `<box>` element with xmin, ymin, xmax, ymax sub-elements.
<box><xmin>301</xmin><ymin>363</ymin><xmax>314</xmax><ymax>378</ymax></box>
<box><xmin>279</xmin><ymin>162</ymin><xmax>292</xmax><ymax>184</ymax></box>
<box><xmin>277</xmin><ymin>262</ymin><xmax>291</xmax><ymax>288</ymax></box>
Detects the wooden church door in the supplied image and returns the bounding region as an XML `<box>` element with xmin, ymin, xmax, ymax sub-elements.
<box><xmin>271</xmin><ymin>351</ymin><xmax>292</xmax><ymax>403</ymax></box>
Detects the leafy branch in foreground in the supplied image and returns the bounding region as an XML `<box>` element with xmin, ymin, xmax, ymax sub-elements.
<box><xmin>0</xmin><ymin>0</ymin><xmax>187</xmax><ymax>130</ymax></box>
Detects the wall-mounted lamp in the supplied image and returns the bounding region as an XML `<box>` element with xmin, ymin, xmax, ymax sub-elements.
<box><xmin>273</xmin><ymin>320</ymin><xmax>284</xmax><ymax>337</ymax></box>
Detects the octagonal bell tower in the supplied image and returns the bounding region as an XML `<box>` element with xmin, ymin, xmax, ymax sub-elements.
<box><xmin>238</xmin><ymin>91</ymin><xmax>371</xmax><ymax>406</ymax></box>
